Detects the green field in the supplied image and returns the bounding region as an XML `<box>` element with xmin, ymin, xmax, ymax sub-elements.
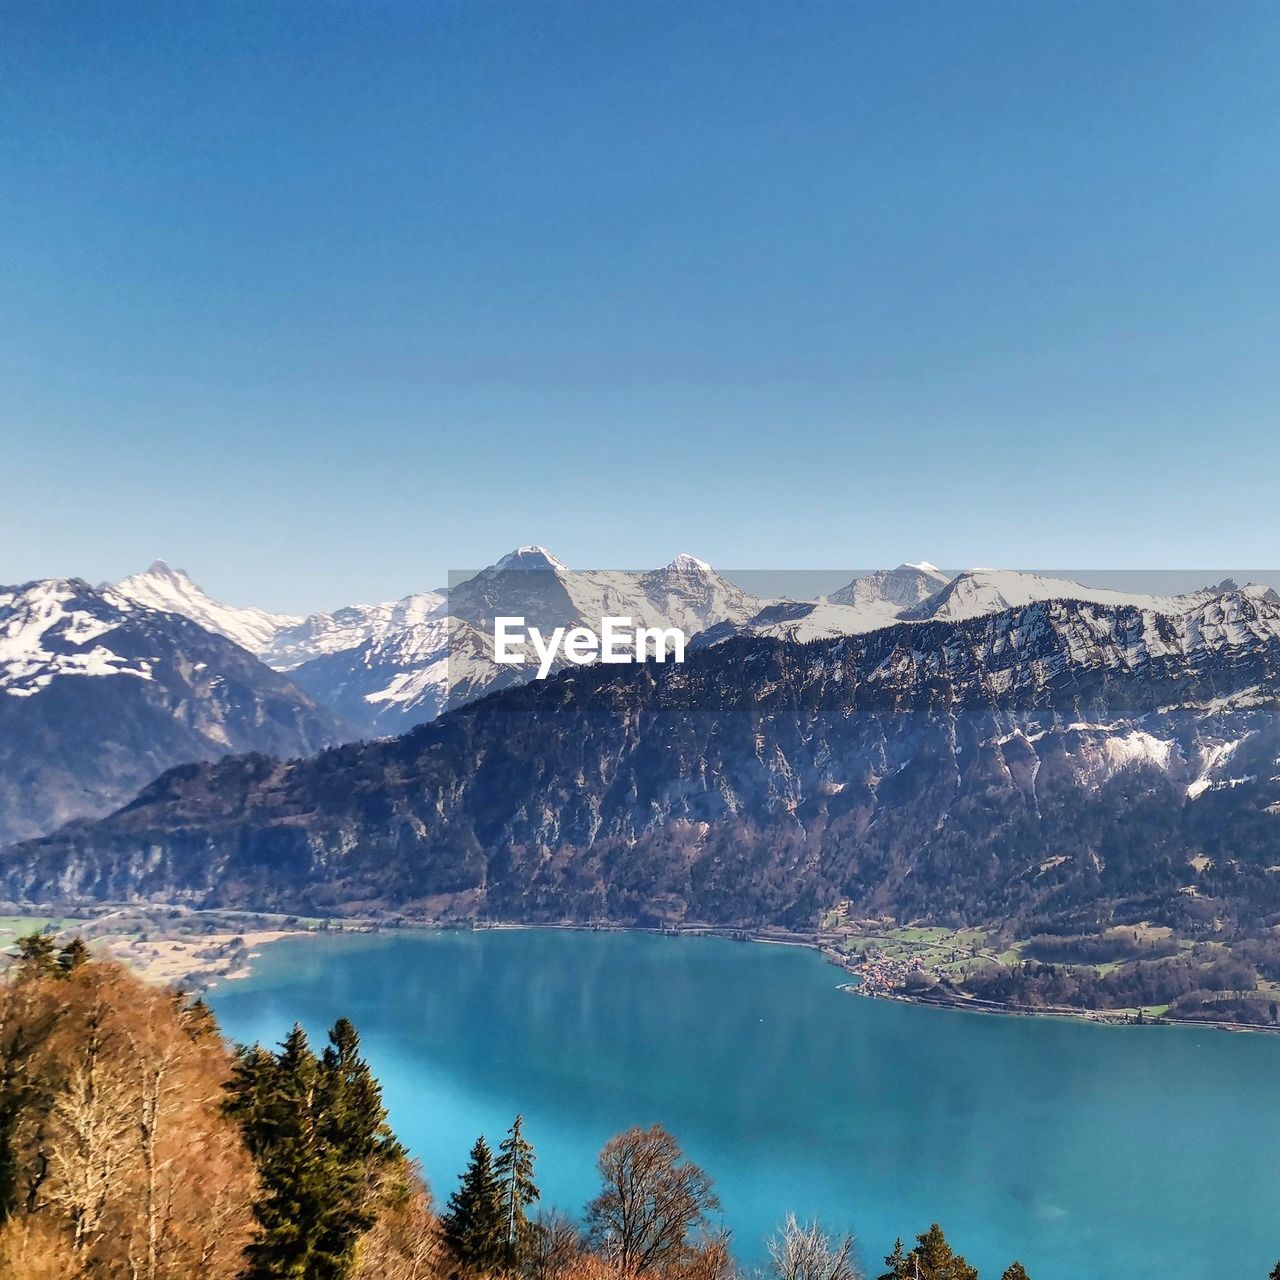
<box><xmin>0</xmin><ymin>914</ymin><xmax>85</xmax><ymax>939</ymax></box>
<box><xmin>829</xmin><ymin>922</ymin><xmax>1025</xmax><ymax>977</ymax></box>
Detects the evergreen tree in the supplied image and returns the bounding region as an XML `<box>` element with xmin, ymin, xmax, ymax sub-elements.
<box><xmin>495</xmin><ymin>1114</ymin><xmax>540</xmax><ymax>1266</ymax></box>
<box><xmin>13</xmin><ymin>933</ymin><xmax>57</xmax><ymax>978</ymax></box>
<box><xmin>878</xmin><ymin>1238</ymin><xmax>909</xmax><ymax>1280</ymax></box>
<box><xmin>236</xmin><ymin>1025</ymin><xmax>330</xmax><ymax>1279</ymax></box>
<box><xmin>313</xmin><ymin>1017</ymin><xmax>405</xmax><ymax>1271</ymax></box>
<box><xmin>879</xmin><ymin>1225</ymin><xmax>978</xmax><ymax>1280</ymax></box>
<box><xmin>1001</xmin><ymin>1264</ymin><xmax>1031</xmax><ymax>1280</ymax></box>
<box><xmin>180</xmin><ymin>994</ymin><xmax>220</xmax><ymax>1041</ymax></box>
<box><xmin>445</xmin><ymin>1136</ymin><xmax>506</xmax><ymax>1272</ymax></box>
<box><xmin>225</xmin><ymin>1019</ymin><xmax>404</xmax><ymax>1280</ymax></box>
<box><xmin>57</xmin><ymin>937</ymin><xmax>90</xmax><ymax>974</ymax></box>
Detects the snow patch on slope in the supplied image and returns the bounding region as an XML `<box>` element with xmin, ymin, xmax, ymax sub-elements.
<box><xmin>0</xmin><ymin>581</ymin><xmax>155</xmax><ymax>696</ymax></box>
<box><xmin>264</xmin><ymin>589</ymin><xmax>448</xmax><ymax>670</ymax></box>
<box><xmin>116</xmin><ymin>561</ymin><xmax>301</xmax><ymax>655</ymax></box>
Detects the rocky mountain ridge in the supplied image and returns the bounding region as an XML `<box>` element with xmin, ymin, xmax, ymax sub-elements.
<box><xmin>0</xmin><ymin>577</ymin><xmax>345</xmax><ymax>844</ymax></box>
<box><xmin>113</xmin><ymin>553</ymin><xmax>1260</xmax><ymax>737</ymax></box>
<box><xmin>115</xmin><ymin>561</ymin><xmax>303</xmax><ymax>655</ymax></box>
<box><xmin>7</xmin><ymin>586</ymin><xmax>1279</xmax><ymax>932</ymax></box>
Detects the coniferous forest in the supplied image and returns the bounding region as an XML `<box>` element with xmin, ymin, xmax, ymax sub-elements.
<box><xmin>0</xmin><ymin>937</ymin><xmax>1269</xmax><ymax>1280</ymax></box>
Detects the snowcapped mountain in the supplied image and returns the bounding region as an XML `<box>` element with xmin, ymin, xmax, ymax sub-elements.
<box><xmin>0</xmin><ymin>578</ymin><xmax>344</xmax><ymax>844</ymax></box>
<box><xmin>447</xmin><ymin>547</ymin><xmax>761</xmax><ymax>634</ymax></box>
<box><xmin>705</xmin><ymin>566</ymin><xmax>1278</xmax><ymax>647</ymax></box>
<box><xmin>698</xmin><ymin>598</ymin><xmax>901</xmax><ymax>645</ymax></box>
<box><xmin>113</xmin><ymin>559</ymin><xmax>447</xmax><ymax>671</ymax></box>
<box><xmin>290</xmin><ymin>548</ymin><xmax>764</xmax><ymax>736</ymax></box>
<box><xmin>709</xmin><ymin>564</ymin><xmax>944</xmax><ymax>646</ymax></box>
<box><xmin>633</xmin><ymin>553</ymin><xmax>762</xmax><ymax>634</ymax></box>
<box><xmin>829</xmin><ymin>561</ymin><xmax>950</xmax><ymax>609</ymax></box>
<box><xmin>287</xmin><ymin>614</ymin><xmax>494</xmax><ymax>733</ymax></box>
<box><xmin>262</xmin><ymin>588</ymin><xmax>447</xmax><ymax>669</ymax></box>
<box><xmin>109</xmin><ymin>554</ymin><xmax>1280</xmax><ymax>741</ymax></box>
<box><xmin>12</xmin><ymin>583</ymin><xmax>1280</xmax><ymax>931</ymax></box>
<box><xmin>115</xmin><ymin>560</ymin><xmax>302</xmax><ymax>655</ymax></box>
<box><xmin>898</xmin><ymin>568</ymin><xmax>1182</xmax><ymax>622</ymax></box>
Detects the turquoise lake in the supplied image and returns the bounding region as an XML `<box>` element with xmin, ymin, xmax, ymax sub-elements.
<box><xmin>208</xmin><ymin>928</ymin><xmax>1280</xmax><ymax>1279</ymax></box>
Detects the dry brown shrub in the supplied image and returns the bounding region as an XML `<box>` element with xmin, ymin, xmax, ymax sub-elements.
<box><xmin>0</xmin><ymin>1214</ymin><xmax>82</xmax><ymax>1280</ymax></box>
<box><xmin>353</xmin><ymin>1165</ymin><xmax>450</xmax><ymax>1280</ymax></box>
<box><xmin>0</xmin><ymin>957</ymin><xmax>256</xmax><ymax>1280</ymax></box>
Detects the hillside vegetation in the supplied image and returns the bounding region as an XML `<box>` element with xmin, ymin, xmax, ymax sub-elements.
<box><xmin>0</xmin><ymin>941</ymin><xmax>1065</xmax><ymax>1280</ymax></box>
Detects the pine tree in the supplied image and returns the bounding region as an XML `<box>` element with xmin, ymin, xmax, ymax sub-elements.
<box><xmin>892</xmin><ymin>1224</ymin><xmax>978</xmax><ymax>1280</ymax></box>
<box><xmin>180</xmin><ymin>994</ymin><xmax>220</xmax><ymax>1041</ymax></box>
<box><xmin>313</xmin><ymin>1017</ymin><xmax>405</xmax><ymax>1274</ymax></box>
<box><xmin>1001</xmin><ymin>1264</ymin><xmax>1031</xmax><ymax>1280</ymax></box>
<box><xmin>445</xmin><ymin>1136</ymin><xmax>506</xmax><ymax>1273</ymax></box>
<box><xmin>57</xmin><ymin>937</ymin><xmax>90</xmax><ymax>974</ymax></box>
<box><xmin>494</xmin><ymin>1114</ymin><xmax>540</xmax><ymax>1266</ymax></box>
<box><xmin>13</xmin><ymin>933</ymin><xmax>58</xmax><ymax>978</ymax></box>
<box><xmin>235</xmin><ymin>1025</ymin><xmax>330</xmax><ymax>1279</ymax></box>
<box><xmin>878</xmin><ymin>1238</ymin><xmax>909</xmax><ymax>1280</ymax></box>
<box><xmin>226</xmin><ymin>1019</ymin><xmax>404</xmax><ymax>1280</ymax></box>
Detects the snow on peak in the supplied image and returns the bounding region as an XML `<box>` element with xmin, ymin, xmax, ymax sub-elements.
<box><xmin>901</xmin><ymin>568</ymin><xmax>1184</xmax><ymax>623</ymax></box>
<box><xmin>0</xmin><ymin>579</ymin><xmax>154</xmax><ymax>697</ymax></box>
<box><xmin>115</xmin><ymin>561</ymin><xmax>300</xmax><ymax>655</ymax></box>
<box><xmin>903</xmin><ymin>561</ymin><xmax>941</xmax><ymax>574</ymax></box>
<box><xmin>495</xmin><ymin>546</ymin><xmax>567</xmax><ymax>572</ymax></box>
<box><xmin>828</xmin><ymin>562</ymin><xmax>951</xmax><ymax>612</ymax></box>
<box><xmin>262</xmin><ymin>587</ymin><xmax>448</xmax><ymax>671</ymax></box>
<box><xmin>666</xmin><ymin>553</ymin><xmax>713</xmax><ymax>575</ymax></box>
<box><xmin>144</xmin><ymin>558</ymin><xmax>186</xmax><ymax>580</ymax></box>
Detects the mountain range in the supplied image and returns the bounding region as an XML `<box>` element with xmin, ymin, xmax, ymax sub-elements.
<box><xmin>0</xmin><ymin>578</ymin><xmax>343</xmax><ymax>845</ymax></box>
<box><xmin>5</xmin><ymin>551</ymin><xmax>1278</xmax><ymax>935</ymax></box>
<box><xmin>5</xmin><ymin>573</ymin><xmax>1280</xmax><ymax>935</ymax></box>
<box><xmin>108</xmin><ymin>552</ymin><xmax>1227</xmax><ymax>735</ymax></box>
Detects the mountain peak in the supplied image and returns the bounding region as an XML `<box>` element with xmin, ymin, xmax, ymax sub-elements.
<box><xmin>494</xmin><ymin>546</ymin><xmax>566</xmax><ymax>572</ymax></box>
<box><xmin>115</xmin><ymin>562</ymin><xmax>300</xmax><ymax>654</ymax></box>
<box><xmin>666</xmin><ymin>552</ymin><xmax>713</xmax><ymax>575</ymax></box>
<box><xmin>828</xmin><ymin>561</ymin><xmax>952</xmax><ymax>611</ymax></box>
<box><xmin>142</xmin><ymin>558</ymin><xmax>190</xmax><ymax>581</ymax></box>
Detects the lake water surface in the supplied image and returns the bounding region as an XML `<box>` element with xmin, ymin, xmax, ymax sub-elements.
<box><xmin>208</xmin><ymin>929</ymin><xmax>1280</xmax><ymax>1279</ymax></box>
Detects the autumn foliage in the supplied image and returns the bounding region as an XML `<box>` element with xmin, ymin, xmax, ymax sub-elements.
<box><xmin>0</xmin><ymin>942</ymin><xmax>254</xmax><ymax>1278</ymax></box>
<box><xmin>0</xmin><ymin>938</ymin><xmax>1040</xmax><ymax>1280</ymax></box>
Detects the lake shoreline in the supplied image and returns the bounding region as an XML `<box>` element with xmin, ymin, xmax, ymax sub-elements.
<box><xmin>12</xmin><ymin>906</ymin><xmax>1277</xmax><ymax>1035</ymax></box>
<box><xmin>218</xmin><ymin>917</ymin><xmax>1280</xmax><ymax>1036</ymax></box>
<box><xmin>468</xmin><ymin>919</ymin><xmax>1280</xmax><ymax>1034</ymax></box>
<box><xmin>206</xmin><ymin>919</ymin><xmax>1280</xmax><ymax>1280</ymax></box>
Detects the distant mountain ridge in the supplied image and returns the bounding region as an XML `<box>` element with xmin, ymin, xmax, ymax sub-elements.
<box><xmin>115</xmin><ymin>560</ymin><xmax>303</xmax><ymax>654</ymax></box>
<box><xmin>0</xmin><ymin>577</ymin><xmax>344</xmax><ymax>844</ymax></box>
<box><xmin>263</xmin><ymin>588</ymin><xmax>449</xmax><ymax>671</ymax></box>
<box><xmin>7</xmin><ymin>584</ymin><xmax>1280</xmax><ymax>934</ymax></box>
<box><xmin>283</xmin><ymin>547</ymin><xmax>764</xmax><ymax>735</ymax></box>
<box><xmin>113</xmin><ymin>554</ymin><xmax>1270</xmax><ymax>738</ymax></box>
<box><xmin>113</xmin><ymin>560</ymin><xmax>447</xmax><ymax>671</ymax></box>
<box><xmin>829</xmin><ymin>561</ymin><xmax>950</xmax><ymax>608</ymax></box>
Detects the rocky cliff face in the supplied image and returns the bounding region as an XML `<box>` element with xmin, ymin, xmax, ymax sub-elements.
<box><xmin>5</xmin><ymin>590</ymin><xmax>1279</xmax><ymax>931</ymax></box>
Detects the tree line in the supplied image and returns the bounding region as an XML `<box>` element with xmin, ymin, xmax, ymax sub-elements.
<box><xmin>0</xmin><ymin>937</ymin><xmax>1259</xmax><ymax>1278</ymax></box>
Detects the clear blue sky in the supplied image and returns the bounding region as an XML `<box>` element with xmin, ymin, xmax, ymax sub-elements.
<box><xmin>3</xmin><ymin>1</ymin><xmax>1279</xmax><ymax>612</ymax></box>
